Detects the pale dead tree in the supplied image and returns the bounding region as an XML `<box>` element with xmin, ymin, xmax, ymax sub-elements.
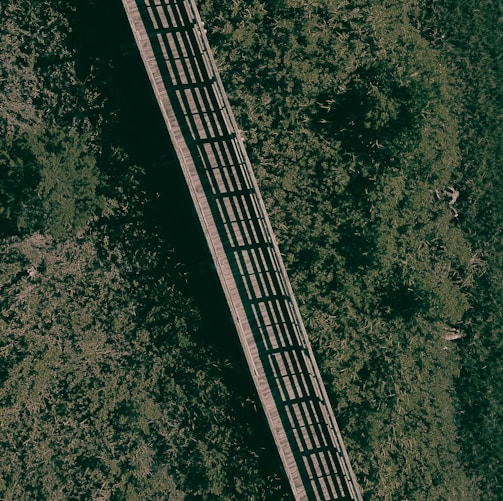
<box><xmin>444</xmin><ymin>326</ymin><xmax>464</xmax><ymax>341</ymax></box>
<box><xmin>93</xmin><ymin>488</ymin><xmax>111</xmax><ymax>501</ymax></box>
<box><xmin>27</xmin><ymin>266</ymin><xmax>37</xmax><ymax>280</ymax></box>
<box><xmin>444</xmin><ymin>186</ymin><xmax>460</xmax><ymax>218</ymax></box>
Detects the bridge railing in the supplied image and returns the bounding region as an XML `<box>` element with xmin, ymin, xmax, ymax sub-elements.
<box><xmin>122</xmin><ymin>1</ymin><xmax>363</xmax><ymax>499</ymax></box>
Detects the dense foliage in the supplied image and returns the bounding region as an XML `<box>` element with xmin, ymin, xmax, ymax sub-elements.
<box><xmin>1</xmin><ymin>0</ymin><xmax>501</xmax><ymax>499</ymax></box>
<box><xmin>199</xmin><ymin>0</ymin><xmax>501</xmax><ymax>498</ymax></box>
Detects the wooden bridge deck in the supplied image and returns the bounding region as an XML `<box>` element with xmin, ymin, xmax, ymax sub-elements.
<box><xmin>122</xmin><ymin>1</ymin><xmax>362</xmax><ymax>499</ymax></box>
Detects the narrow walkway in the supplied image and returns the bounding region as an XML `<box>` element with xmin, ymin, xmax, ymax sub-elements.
<box><xmin>122</xmin><ymin>1</ymin><xmax>362</xmax><ymax>499</ymax></box>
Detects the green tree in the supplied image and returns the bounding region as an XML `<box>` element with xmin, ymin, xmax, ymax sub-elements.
<box><xmin>0</xmin><ymin>128</ymin><xmax>102</xmax><ymax>239</ymax></box>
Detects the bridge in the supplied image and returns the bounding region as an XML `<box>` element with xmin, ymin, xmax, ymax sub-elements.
<box><xmin>122</xmin><ymin>1</ymin><xmax>362</xmax><ymax>499</ymax></box>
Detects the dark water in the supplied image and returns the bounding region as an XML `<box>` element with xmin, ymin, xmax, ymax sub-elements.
<box><xmin>67</xmin><ymin>1</ymin><xmax>289</xmax><ymax>497</ymax></box>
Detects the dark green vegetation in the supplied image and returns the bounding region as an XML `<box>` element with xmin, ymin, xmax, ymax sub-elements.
<box><xmin>0</xmin><ymin>0</ymin><xmax>500</xmax><ymax>499</ymax></box>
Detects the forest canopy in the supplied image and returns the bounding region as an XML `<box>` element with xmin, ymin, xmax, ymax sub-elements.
<box><xmin>1</xmin><ymin>0</ymin><xmax>501</xmax><ymax>499</ymax></box>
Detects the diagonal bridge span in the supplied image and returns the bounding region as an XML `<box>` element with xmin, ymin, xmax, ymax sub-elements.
<box><xmin>122</xmin><ymin>1</ymin><xmax>362</xmax><ymax>499</ymax></box>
